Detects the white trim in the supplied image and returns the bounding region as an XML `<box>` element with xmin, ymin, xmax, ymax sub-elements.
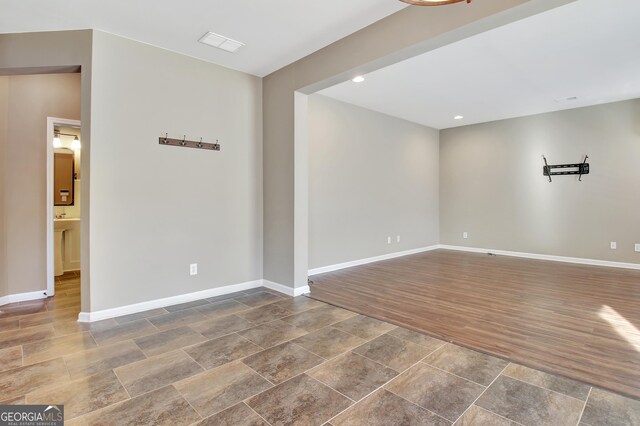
<box><xmin>78</xmin><ymin>279</ymin><xmax>264</xmax><ymax>322</ymax></box>
<box><xmin>308</xmin><ymin>245</ymin><xmax>440</xmax><ymax>276</ymax></box>
<box><xmin>263</xmin><ymin>280</ymin><xmax>310</xmax><ymax>297</ymax></box>
<box><xmin>0</xmin><ymin>290</ymin><xmax>48</xmax><ymax>307</ymax></box>
<box><xmin>46</xmin><ymin>117</ymin><xmax>81</xmax><ymax>298</ymax></box>
<box><xmin>439</xmin><ymin>245</ymin><xmax>640</xmax><ymax>271</ymax></box>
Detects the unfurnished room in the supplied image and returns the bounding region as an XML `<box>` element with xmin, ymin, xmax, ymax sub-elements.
<box><xmin>0</xmin><ymin>0</ymin><xmax>639</xmax><ymax>425</ymax></box>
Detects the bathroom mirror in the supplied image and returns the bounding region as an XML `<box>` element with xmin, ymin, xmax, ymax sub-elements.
<box><xmin>54</xmin><ymin>149</ymin><xmax>75</xmax><ymax>206</ymax></box>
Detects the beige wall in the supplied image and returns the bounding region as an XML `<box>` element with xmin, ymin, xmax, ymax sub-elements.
<box><xmin>0</xmin><ymin>77</ymin><xmax>7</xmax><ymax>297</ymax></box>
<box><xmin>0</xmin><ymin>30</ymin><xmax>93</xmax><ymax>308</ymax></box>
<box><xmin>440</xmin><ymin>99</ymin><xmax>640</xmax><ymax>264</ymax></box>
<box><xmin>89</xmin><ymin>31</ymin><xmax>263</xmax><ymax>311</ymax></box>
<box><xmin>0</xmin><ymin>73</ymin><xmax>81</xmax><ymax>296</ymax></box>
<box><xmin>308</xmin><ymin>95</ymin><xmax>439</xmax><ymax>269</ymax></box>
<box><xmin>263</xmin><ymin>0</ymin><xmax>571</xmax><ymax>288</ymax></box>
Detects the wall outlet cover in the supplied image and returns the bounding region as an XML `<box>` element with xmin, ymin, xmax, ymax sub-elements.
<box><xmin>463</xmin><ymin>232</ymin><xmax>469</xmax><ymax>239</ymax></box>
<box><xmin>190</xmin><ymin>263</ymin><xmax>198</xmax><ymax>276</ymax></box>
<box><xmin>387</xmin><ymin>237</ymin><xmax>392</xmax><ymax>244</ymax></box>
<box><xmin>397</xmin><ymin>235</ymin><xmax>401</xmax><ymax>243</ymax></box>
<box><xmin>636</xmin><ymin>244</ymin><xmax>640</xmax><ymax>253</ymax></box>
<box><xmin>610</xmin><ymin>242</ymin><xmax>617</xmax><ymax>250</ymax></box>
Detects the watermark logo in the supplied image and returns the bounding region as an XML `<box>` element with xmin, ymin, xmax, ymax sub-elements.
<box><xmin>0</xmin><ymin>405</ymin><xmax>64</xmax><ymax>426</ymax></box>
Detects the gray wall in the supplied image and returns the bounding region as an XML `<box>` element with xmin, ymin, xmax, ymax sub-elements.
<box><xmin>440</xmin><ymin>99</ymin><xmax>640</xmax><ymax>264</ymax></box>
<box><xmin>308</xmin><ymin>95</ymin><xmax>439</xmax><ymax>269</ymax></box>
<box><xmin>263</xmin><ymin>0</ymin><xmax>567</xmax><ymax>288</ymax></box>
<box><xmin>89</xmin><ymin>31</ymin><xmax>263</xmax><ymax>311</ymax></box>
<box><xmin>0</xmin><ymin>73</ymin><xmax>81</xmax><ymax>297</ymax></box>
<box><xmin>0</xmin><ymin>77</ymin><xmax>7</xmax><ymax>297</ymax></box>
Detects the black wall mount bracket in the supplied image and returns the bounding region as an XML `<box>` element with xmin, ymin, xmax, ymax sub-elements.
<box><xmin>542</xmin><ymin>155</ymin><xmax>589</xmax><ymax>183</ymax></box>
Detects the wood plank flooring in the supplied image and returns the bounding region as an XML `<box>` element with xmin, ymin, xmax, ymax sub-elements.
<box><xmin>309</xmin><ymin>249</ymin><xmax>640</xmax><ymax>400</ymax></box>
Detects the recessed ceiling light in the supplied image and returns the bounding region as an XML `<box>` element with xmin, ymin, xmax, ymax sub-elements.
<box><xmin>199</xmin><ymin>32</ymin><xmax>245</xmax><ymax>53</ymax></box>
<box><xmin>352</xmin><ymin>76</ymin><xmax>365</xmax><ymax>83</ymax></box>
<box><xmin>454</xmin><ymin>115</ymin><xmax>464</xmax><ymax>120</ymax></box>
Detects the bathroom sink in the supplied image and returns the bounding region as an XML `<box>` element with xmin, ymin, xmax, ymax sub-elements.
<box><xmin>54</xmin><ymin>217</ymin><xmax>80</xmax><ymax>231</ymax></box>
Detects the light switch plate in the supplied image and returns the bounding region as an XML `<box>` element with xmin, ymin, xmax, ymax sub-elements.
<box><xmin>636</xmin><ymin>244</ymin><xmax>640</xmax><ymax>253</ymax></box>
<box><xmin>190</xmin><ymin>263</ymin><xmax>198</xmax><ymax>276</ymax></box>
<box><xmin>610</xmin><ymin>242</ymin><xmax>617</xmax><ymax>250</ymax></box>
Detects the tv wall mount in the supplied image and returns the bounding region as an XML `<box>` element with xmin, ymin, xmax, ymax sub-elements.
<box><xmin>542</xmin><ymin>155</ymin><xmax>589</xmax><ymax>183</ymax></box>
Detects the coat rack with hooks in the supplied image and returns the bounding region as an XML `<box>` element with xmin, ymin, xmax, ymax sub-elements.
<box><xmin>542</xmin><ymin>155</ymin><xmax>589</xmax><ymax>183</ymax></box>
<box><xmin>158</xmin><ymin>133</ymin><xmax>221</xmax><ymax>151</ymax></box>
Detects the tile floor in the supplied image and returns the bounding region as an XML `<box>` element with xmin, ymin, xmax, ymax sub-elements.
<box><xmin>0</xmin><ymin>273</ymin><xmax>639</xmax><ymax>425</ymax></box>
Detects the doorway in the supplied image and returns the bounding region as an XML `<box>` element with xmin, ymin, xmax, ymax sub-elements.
<box><xmin>47</xmin><ymin>117</ymin><xmax>82</xmax><ymax>298</ymax></box>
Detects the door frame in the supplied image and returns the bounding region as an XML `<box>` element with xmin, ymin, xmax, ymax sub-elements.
<box><xmin>47</xmin><ymin>116</ymin><xmax>81</xmax><ymax>297</ymax></box>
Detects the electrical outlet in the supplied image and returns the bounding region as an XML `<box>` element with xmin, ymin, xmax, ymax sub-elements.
<box><xmin>387</xmin><ymin>237</ymin><xmax>392</xmax><ymax>244</ymax></box>
<box><xmin>610</xmin><ymin>242</ymin><xmax>617</xmax><ymax>250</ymax></box>
<box><xmin>190</xmin><ymin>263</ymin><xmax>198</xmax><ymax>276</ymax></box>
<box><xmin>636</xmin><ymin>244</ymin><xmax>640</xmax><ymax>253</ymax></box>
<box><xmin>397</xmin><ymin>235</ymin><xmax>401</xmax><ymax>243</ymax></box>
<box><xmin>463</xmin><ymin>232</ymin><xmax>469</xmax><ymax>239</ymax></box>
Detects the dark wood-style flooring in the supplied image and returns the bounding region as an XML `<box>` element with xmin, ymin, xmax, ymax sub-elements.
<box><xmin>309</xmin><ymin>249</ymin><xmax>640</xmax><ymax>399</ymax></box>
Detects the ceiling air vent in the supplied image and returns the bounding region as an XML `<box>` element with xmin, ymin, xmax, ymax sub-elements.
<box><xmin>198</xmin><ymin>32</ymin><xmax>245</xmax><ymax>53</ymax></box>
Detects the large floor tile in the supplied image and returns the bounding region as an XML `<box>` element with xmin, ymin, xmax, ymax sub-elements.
<box><xmin>113</xmin><ymin>308</ymin><xmax>168</xmax><ymax>324</ymax></box>
<box><xmin>164</xmin><ymin>299</ymin><xmax>211</xmax><ymax>313</ymax></box>
<box><xmin>309</xmin><ymin>352</ymin><xmax>398</xmax><ymax>401</ymax></box>
<box><xmin>238</xmin><ymin>320</ymin><xmax>308</xmax><ymax>349</ymax></box>
<box><xmin>353</xmin><ymin>334</ymin><xmax>429</xmax><ymax>372</ymax></box>
<box><xmin>53</xmin><ymin>318</ymin><xmax>119</xmax><ymax>337</ymax></box>
<box><xmin>247</xmin><ymin>374</ymin><xmax>352</xmax><ymax>426</ymax></box>
<box><xmin>267</xmin><ymin>296</ymin><xmax>326</xmax><ymax>314</ymax></box>
<box><xmin>90</xmin><ymin>319</ymin><xmax>157</xmax><ymax>346</ymax></box>
<box><xmin>236</xmin><ymin>303</ymin><xmax>298</xmax><ymax>324</ymax></box>
<box><xmin>386</xmin><ymin>363</ymin><xmax>484</xmax><ymax>422</ymax></box>
<box><xmin>423</xmin><ymin>344</ymin><xmax>508</xmax><ymax>386</ymax></box>
<box><xmin>114</xmin><ymin>349</ymin><xmax>203</xmax><ymax>397</ymax></box>
<box><xmin>0</xmin><ymin>317</ymin><xmax>20</xmax><ymax>332</ymax></box>
<box><xmin>196</xmin><ymin>299</ymin><xmax>251</xmax><ymax>318</ymax></box>
<box><xmin>0</xmin><ymin>324</ymin><xmax>55</xmax><ymax>350</ymax></box>
<box><xmin>189</xmin><ymin>314</ymin><xmax>254</xmax><ymax>339</ymax></box>
<box><xmin>235</xmin><ymin>292</ymin><xmax>284</xmax><ymax>308</ymax></box>
<box><xmin>503</xmin><ymin>363</ymin><xmax>591</xmax><ymax>401</ymax></box>
<box><xmin>63</xmin><ymin>340</ymin><xmax>146</xmax><ymax>380</ymax></box>
<box><xmin>22</xmin><ymin>332</ymin><xmax>96</xmax><ymax>365</ymax></box>
<box><xmin>281</xmin><ymin>305</ymin><xmax>357</xmax><ymax>332</ymax></box>
<box><xmin>83</xmin><ymin>385</ymin><xmax>200</xmax><ymax>426</ymax></box>
<box><xmin>148</xmin><ymin>309</ymin><xmax>206</xmax><ymax>331</ymax></box>
<box><xmin>476</xmin><ymin>375</ymin><xmax>584</xmax><ymax>426</ymax></box>
<box><xmin>185</xmin><ymin>333</ymin><xmax>262</xmax><ymax>370</ymax></box>
<box><xmin>18</xmin><ymin>307</ymin><xmax>79</xmax><ymax>328</ymax></box>
<box><xmin>387</xmin><ymin>327</ymin><xmax>446</xmax><ymax>351</ymax></box>
<box><xmin>332</xmin><ymin>389</ymin><xmax>450</xmax><ymax>426</ymax></box>
<box><xmin>580</xmin><ymin>387</ymin><xmax>640</xmax><ymax>426</ymax></box>
<box><xmin>292</xmin><ymin>327</ymin><xmax>365</xmax><ymax>359</ymax></box>
<box><xmin>206</xmin><ymin>290</ymin><xmax>249</xmax><ymax>303</ymax></box>
<box><xmin>0</xmin><ymin>358</ymin><xmax>70</xmax><ymax>400</ymax></box>
<box><xmin>133</xmin><ymin>325</ymin><xmax>207</xmax><ymax>357</ymax></box>
<box><xmin>242</xmin><ymin>341</ymin><xmax>324</xmax><ymax>384</ymax></box>
<box><xmin>0</xmin><ymin>300</ymin><xmax>48</xmax><ymax>319</ymax></box>
<box><xmin>26</xmin><ymin>370</ymin><xmax>128</xmax><ymax>420</ymax></box>
<box><xmin>454</xmin><ymin>405</ymin><xmax>517</xmax><ymax>426</ymax></box>
<box><xmin>332</xmin><ymin>315</ymin><xmax>396</xmax><ymax>340</ymax></box>
<box><xmin>0</xmin><ymin>346</ymin><xmax>22</xmax><ymax>372</ymax></box>
<box><xmin>196</xmin><ymin>403</ymin><xmax>269</xmax><ymax>426</ymax></box>
<box><xmin>174</xmin><ymin>361</ymin><xmax>272</xmax><ymax>418</ymax></box>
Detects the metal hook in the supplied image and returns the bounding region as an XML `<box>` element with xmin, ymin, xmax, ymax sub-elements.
<box><xmin>197</xmin><ymin>137</ymin><xmax>203</xmax><ymax>149</ymax></box>
<box><xmin>181</xmin><ymin>135</ymin><xmax>187</xmax><ymax>146</ymax></box>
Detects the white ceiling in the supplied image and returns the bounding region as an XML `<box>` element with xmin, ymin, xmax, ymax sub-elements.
<box><xmin>319</xmin><ymin>0</ymin><xmax>640</xmax><ymax>130</ymax></box>
<box><xmin>0</xmin><ymin>0</ymin><xmax>406</xmax><ymax>77</ymax></box>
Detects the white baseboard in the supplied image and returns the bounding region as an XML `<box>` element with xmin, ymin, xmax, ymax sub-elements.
<box><xmin>0</xmin><ymin>290</ymin><xmax>48</xmax><ymax>307</ymax></box>
<box><xmin>308</xmin><ymin>245</ymin><xmax>440</xmax><ymax>276</ymax></box>
<box><xmin>263</xmin><ymin>280</ymin><xmax>310</xmax><ymax>297</ymax></box>
<box><xmin>439</xmin><ymin>245</ymin><xmax>640</xmax><ymax>270</ymax></box>
<box><xmin>79</xmin><ymin>279</ymin><xmax>266</xmax><ymax>323</ymax></box>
